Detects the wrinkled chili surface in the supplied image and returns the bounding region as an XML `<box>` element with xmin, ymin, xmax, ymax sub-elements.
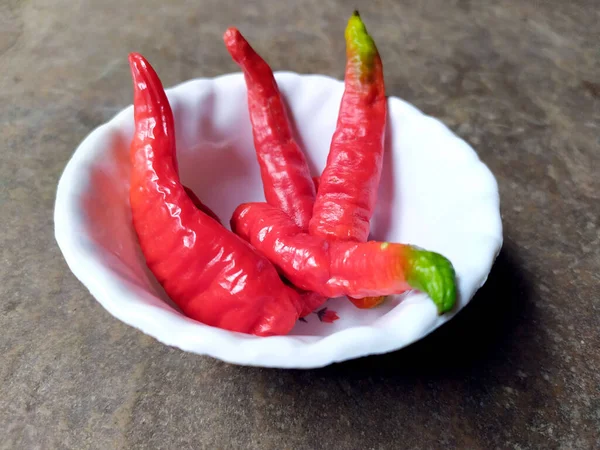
<box><xmin>224</xmin><ymin>26</ymin><xmax>328</xmax><ymax>316</ymax></box>
<box><xmin>127</xmin><ymin>11</ymin><xmax>458</xmax><ymax>337</ymax></box>
<box><xmin>129</xmin><ymin>53</ymin><xmax>302</xmax><ymax>336</ymax></box>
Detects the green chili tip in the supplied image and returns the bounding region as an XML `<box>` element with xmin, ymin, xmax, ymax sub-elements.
<box><xmin>404</xmin><ymin>247</ymin><xmax>457</xmax><ymax>315</ymax></box>
<box><xmin>344</xmin><ymin>10</ymin><xmax>378</xmax><ymax>71</ymax></box>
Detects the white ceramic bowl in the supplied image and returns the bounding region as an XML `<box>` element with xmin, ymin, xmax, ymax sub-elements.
<box><xmin>54</xmin><ymin>72</ymin><xmax>502</xmax><ymax>369</ymax></box>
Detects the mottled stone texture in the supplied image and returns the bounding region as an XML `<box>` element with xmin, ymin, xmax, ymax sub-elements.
<box><xmin>1</xmin><ymin>0</ymin><xmax>599</xmax><ymax>448</ymax></box>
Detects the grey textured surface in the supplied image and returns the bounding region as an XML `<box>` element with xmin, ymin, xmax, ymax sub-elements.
<box><xmin>1</xmin><ymin>0</ymin><xmax>599</xmax><ymax>448</ymax></box>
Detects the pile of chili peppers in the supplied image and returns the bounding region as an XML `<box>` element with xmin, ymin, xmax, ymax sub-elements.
<box><xmin>128</xmin><ymin>11</ymin><xmax>457</xmax><ymax>337</ymax></box>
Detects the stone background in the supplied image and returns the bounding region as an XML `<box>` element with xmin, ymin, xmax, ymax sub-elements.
<box><xmin>1</xmin><ymin>0</ymin><xmax>598</xmax><ymax>448</ymax></box>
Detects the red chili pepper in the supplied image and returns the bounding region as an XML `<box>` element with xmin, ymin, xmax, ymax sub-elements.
<box><xmin>223</xmin><ymin>27</ymin><xmax>316</xmax><ymax>230</ymax></box>
<box><xmin>128</xmin><ymin>53</ymin><xmax>302</xmax><ymax>336</ymax></box>
<box><xmin>224</xmin><ymin>27</ymin><xmax>329</xmax><ymax>316</ymax></box>
<box><xmin>309</xmin><ymin>11</ymin><xmax>387</xmax><ymax>243</ymax></box>
<box><xmin>231</xmin><ymin>203</ymin><xmax>457</xmax><ymax>314</ymax></box>
<box><xmin>309</xmin><ymin>12</ymin><xmax>388</xmax><ymax>309</ymax></box>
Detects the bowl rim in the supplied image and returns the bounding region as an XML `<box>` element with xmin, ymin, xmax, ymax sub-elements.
<box><xmin>54</xmin><ymin>71</ymin><xmax>502</xmax><ymax>369</ymax></box>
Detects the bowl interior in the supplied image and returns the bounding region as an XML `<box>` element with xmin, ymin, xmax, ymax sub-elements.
<box><xmin>56</xmin><ymin>72</ymin><xmax>502</xmax><ymax>365</ymax></box>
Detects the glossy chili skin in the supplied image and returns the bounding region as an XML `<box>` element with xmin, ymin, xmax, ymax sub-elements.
<box><xmin>224</xmin><ymin>27</ymin><xmax>316</xmax><ymax>230</ymax></box>
<box><xmin>224</xmin><ymin>28</ymin><xmax>327</xmax><ymax>315</ymax></box>
<box><xmin>309</xmin><ymin>12</ymin><xmax>387</xmax><ymax>309</ymax></box>
<box><xmin>231</xmin><ymin>203</ymin><xmax>457</xmax><ymax>313</ymax></box>
<box><xmin>309</xmin><ymin>11</ymin><xmax>387</xmax><ymax>243</ymax></box>
<box><xmin>128</xmin><ymin>53</ymin><xmax>302</xmax><ymax>336</ymax></box>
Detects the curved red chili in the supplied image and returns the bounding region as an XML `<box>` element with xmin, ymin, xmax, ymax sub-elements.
<box><xmin>223</xmin><ymin>27</ymin><xmax>316</xmax><ymax>230</ymax></box>
<box><xmin>231</xmin><ymin>203</ymin><xmax>457</xmax><ymax>313</ymax></box>
<box><xmin>309</xmin><ymin>11</ymin><xmax>387</xmax><ymax>243</ymax></box>
<box><xmin>224</xmin><ymin>27</ymin><xmax>328</xmax><ymax>316</ymax></box>
<box><xmin>128</xmin><ymin>53</ymin><xmax>302</xmax><ymax>336</ymax></box>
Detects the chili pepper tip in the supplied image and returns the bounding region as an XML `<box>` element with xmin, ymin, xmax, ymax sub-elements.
<box><xmin>223</xmin><ymin>26</ymin><xmax>239</xmax><ymax>39</ymax></box>
<box><xmin>223</xmin><ymin>27</ymin><xmax>249</xmax><ymax>65</ymax></box>
<box><xmin>345</xmin><ymin>10</ymin><xmax>378</xmax><ymax>74</ymax></box>
<box><xmin>128</xmin><ymin>52</ymin><xmax>144</xmax><ymax>65</ymax></box>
